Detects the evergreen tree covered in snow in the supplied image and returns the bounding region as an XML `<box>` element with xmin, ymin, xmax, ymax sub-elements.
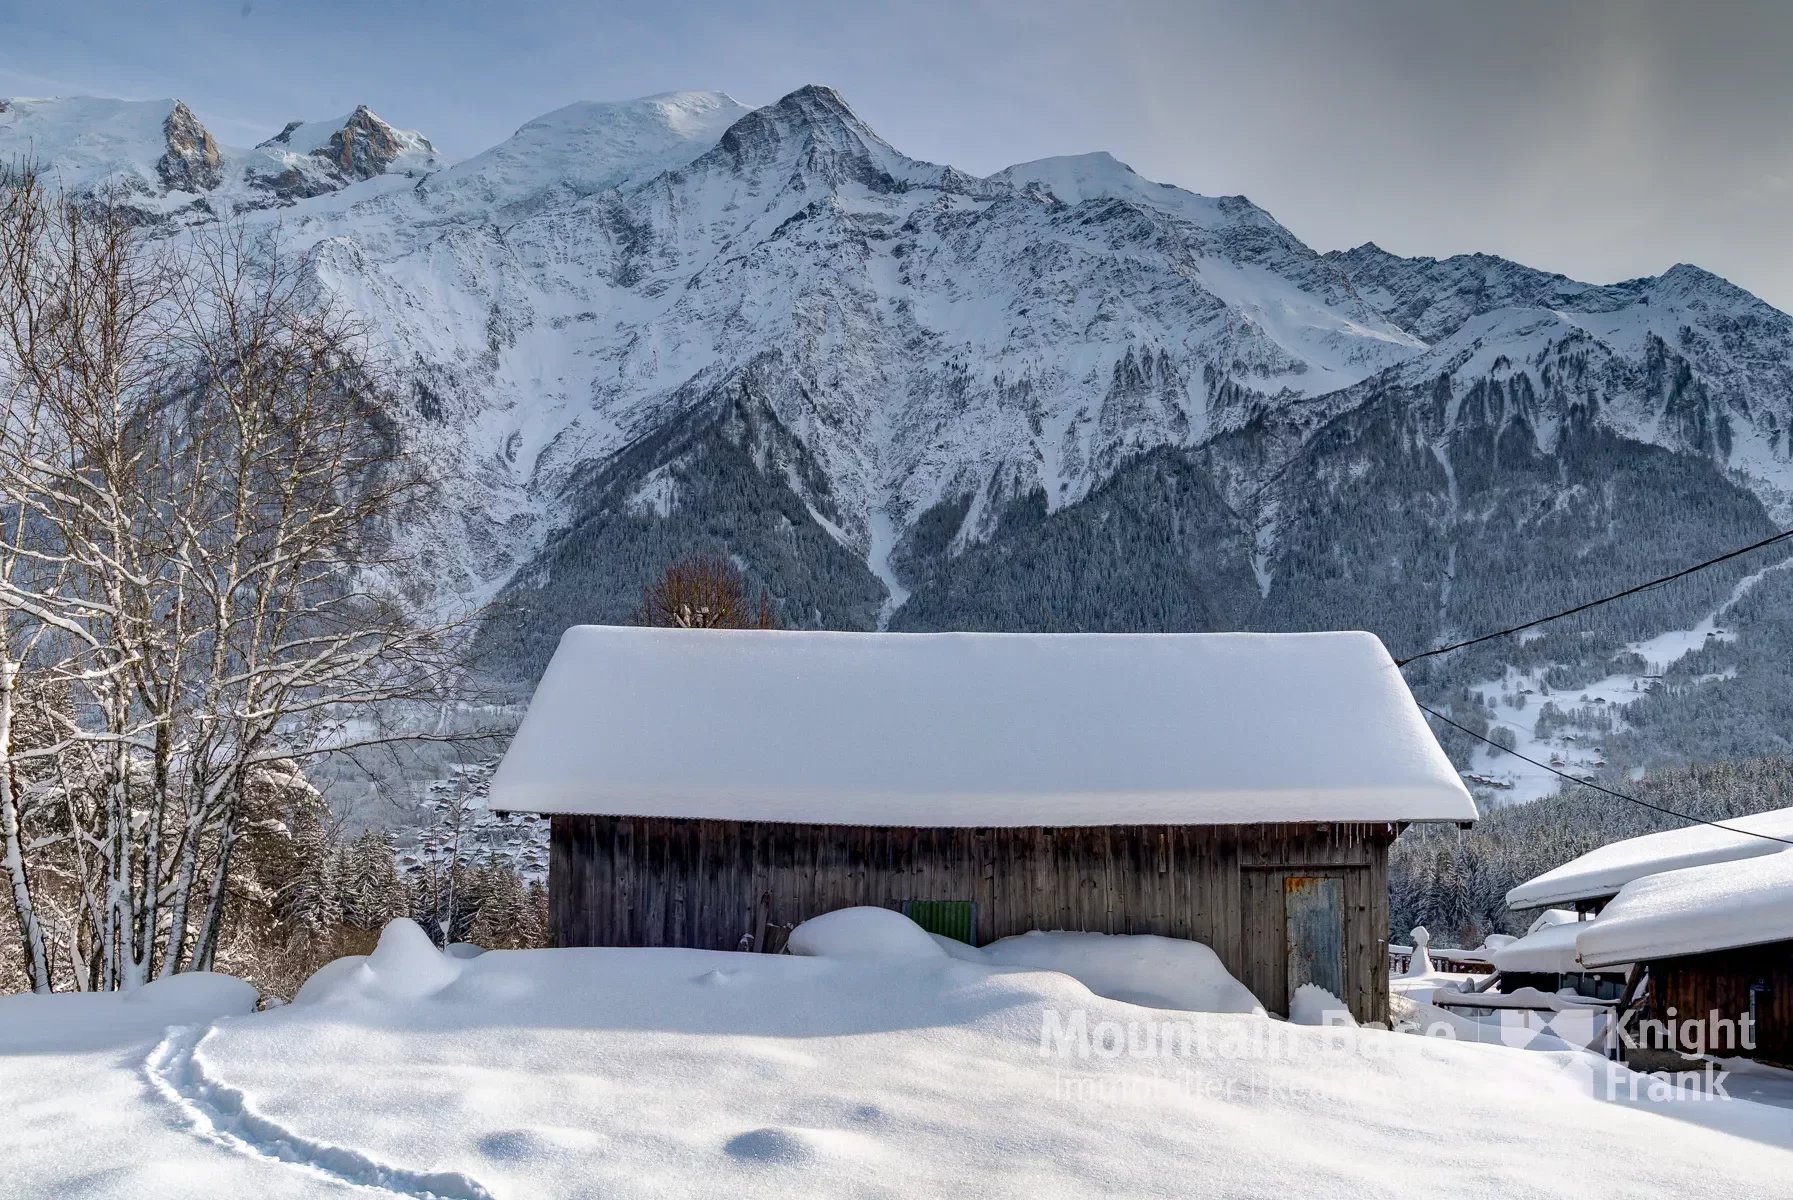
<box><xmin>279</xmin><ymin>800</ymin><xmax>343</xmax><ymax>947</ymax></box>
<box><xmin>1390</xmin><ymin>755</ymin><xmax>1793</xmax><ymax>945</ymax></box>
<box><xmin>341</xmin><ymin>830</ymin><xmax>407</xmax><ymax>932</ymax></box>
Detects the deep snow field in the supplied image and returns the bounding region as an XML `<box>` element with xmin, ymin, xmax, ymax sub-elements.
<box><xmin>4</xmin><ymin>912</ymin><xmax>1793</xmax><ymax>1199</ymax></box>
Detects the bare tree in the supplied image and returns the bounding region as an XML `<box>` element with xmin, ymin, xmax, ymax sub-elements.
<box><xmin>0</xmin><ymin>163</ymin><xmax>179</xmax><ymax>990</ymax></box>
<box><xmin>637</xmin><ymin>554</ymin><xmax>779</xmax><ymax>630</ymax></box>
<box><xmin>0</xmin><ymin>163</ymin><xmax>477</xmax><ymax>990</ymax></box>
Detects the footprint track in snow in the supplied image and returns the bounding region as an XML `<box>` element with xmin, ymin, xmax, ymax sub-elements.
<box><xmin>145</xmin><ymin>1024</ymin><xmax>498</xmax><ymax>1200</ymax></box>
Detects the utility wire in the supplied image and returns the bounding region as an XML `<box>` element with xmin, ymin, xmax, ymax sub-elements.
<box><xmin>1396</xmin><ymin>527</ymin><xmax>1793</xmax><ymax>667</ymax></box>
<box><xmin>1415</xmin><ymin>701</ymin><xmax>1793</xmax><ymax>847</ymax></box>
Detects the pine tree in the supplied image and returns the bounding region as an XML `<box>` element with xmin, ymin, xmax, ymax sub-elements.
<box><xmin>343</xmin><ymin>829</ymin><xmax>404</xmax><ymax>931</ymax></box>
<box><xmin>523</xmin><ymin>881</ymin><xmax>550</xmax><ymax>948</ymax></box>
<box><xmin>468</xmin><ymin>861</ymin><xmax>529</xmax><ymax>949</ymax></box>
<box><xmin>407</xmin><ymin>868</ymin><xmax>443</xmax><ymax>946</ymax></box>
<box><xmin>444</xmin><ymin>861</ymin><xmax>480</xmax><ymax>945</ymax></box>
<box><xmin>282</xmin><ymin>818</ymin><xmax>342</xmax><ymax>946</ymax></box>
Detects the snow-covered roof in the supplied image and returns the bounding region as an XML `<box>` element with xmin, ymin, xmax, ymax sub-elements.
<box><xmin>1506</xmin><ymin>807</ymin><xmax>1793</xmax><ymax>908</ymax></box>
<box><xmin>1489</xmin><ymin>917</ymin><xmax>1627</xmax><ymax>975</ymax></box>
<box><xmin>1576</xmin><ymin>848</ymin><xmax>1793</xmax><ymax>968</ymax></box>
<box><xmin>1526</xmin><ymin>908</ymin><xmax>1581</xmax><ymax>935</ymax></box>
<box><xmin>488</xmin><ymin>626</ymin><xmax>1477</xmax><ymax>827</ymax></box>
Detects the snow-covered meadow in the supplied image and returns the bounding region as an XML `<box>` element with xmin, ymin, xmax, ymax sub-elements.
<box><xmin>5</xmin><ymin>912</ymin><xmax>1792</xmax><ymax>1199</ymax></box>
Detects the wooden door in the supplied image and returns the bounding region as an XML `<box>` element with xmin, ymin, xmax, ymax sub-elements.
<box><xmin>1285</xmin><ymin>874</ymin><xmax>1344</xmax><ymax>1001</ymax></box>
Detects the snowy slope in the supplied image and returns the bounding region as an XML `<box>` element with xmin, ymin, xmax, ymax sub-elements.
<box><xmin>995</xmin><ymin>152</ymin><xmax>1423</xmax><ymax>391</ymax></box>
<box><xmin>12</xmin><ymin>920</ymin><xmax>1793</xmax><ymax>1198</ymax></box>
<box><xmin>1331</xmin><ymin>244</ymin><xmax>1793</xmax><ymax>516</ymax></box>
<box><xmin>426</xmin><ymin>91</ymin><xmax>752</xmax><ymax>214</ymax></box>
<box><xmin>0</xmin><ymin>95</ymin><xmax>176</xmax><ymax>195</ymax></box>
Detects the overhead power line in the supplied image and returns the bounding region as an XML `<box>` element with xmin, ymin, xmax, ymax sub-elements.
<box><xmin>1415</xmin><ymin>702</ymin><xmax>1793</xmax><ymax>847</ymax></box>
<box><xmin>1396</xmin><ymin>527</ymin><xmax>1793</xmax><ymax>667</ymax></box>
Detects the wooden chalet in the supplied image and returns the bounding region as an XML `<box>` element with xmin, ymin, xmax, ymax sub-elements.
<box><xmin>1508</xmin><ymin>809</ymin><xmax>1793</xmax><ymax>1066</ymax></box>
<box><xmin>1489</xmin><ymin>911</ymin><xmax>1628</xmax><ymax>1002</ymax></box>
<box><xmin>489</xmin><ymin>626</ymin><xmax>1478</xmax><ymax>1024</ymax></box>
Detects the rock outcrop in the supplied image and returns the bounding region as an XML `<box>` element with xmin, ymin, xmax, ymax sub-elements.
<box><xmin>315</xmin><ymin>105</ymin><xmax>430</xmax><ymax>181</ymax></box>
<box><xmin>157</xmin><ymin>100</ymin><xmax>222</xmax><ymax>193</ymax></box>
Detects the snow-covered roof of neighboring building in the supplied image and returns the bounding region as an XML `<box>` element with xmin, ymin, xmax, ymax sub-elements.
<box><xmin>487</xmin><ymin>626</ymin><xmax>1477</xmax><ymax>827</ymax></box>
<box><xmin>1526</xmin><ymin>909</ymin><xmax>1581</xmax><ymax>935</ymax></box>
<box><xmin>1505</xmin><ymin>807</ymin><xmax>1793</xmax><ymax>909</ymax></box>
<box><xmin>1576</xmin><ymin>848</ymin><xmax>1793</xmax><ymax>969</ymax></box>
<box><xmin>1489</xmin><ymin>917</ymin><xmax>1627</xmax><ymax>975</ymax></box>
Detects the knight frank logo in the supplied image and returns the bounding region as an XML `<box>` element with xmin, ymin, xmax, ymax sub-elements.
<box><xmin>1620</xmin><ymin>1006</ymin><xmax>1758</xmax><ymax>1060</ymax></box>
<box><xmin>1420</xmin><ymin>1004</ymin><xmax>1751</xmax><ymax>1101</ymax></box>
<box><xmin>1036</xmin><ymin>1004</ymin><xmax>1753</xmax><ymax>1104</ymax></box>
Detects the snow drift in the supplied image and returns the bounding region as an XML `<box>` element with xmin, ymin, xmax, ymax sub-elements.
<box><xmin>294</xmin><ymin>918</ymin><xmax>464</xmax><ymax>1006</ymax></box>
<box><xmin>940</xmin><ymin>929</ymin><xmax>1265</xmax><ymax>1015</ymax></box>
<box><xmin>0</xmin><ymin>971</ymin><xmax>257</xmax><ymax>1054</ymax></box>
<box><xmin>786</xmin><ymin>907</ymin><xmax>947</xmax><ymax>961</ymax></box>
<box><xmin>9</xmin><ymin>933</ymin><xmax>1793</xmax><ymax>1197</ymax></box>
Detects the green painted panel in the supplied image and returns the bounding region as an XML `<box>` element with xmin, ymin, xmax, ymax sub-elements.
<box><xmin>904</xmin><ymin>900</ymin><xmax>976</xmax><ymax>945</ymax></box>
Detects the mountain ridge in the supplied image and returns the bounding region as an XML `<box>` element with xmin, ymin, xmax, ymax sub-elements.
<box><xmin>8</xmin><ymin>85</ymin><xmax>1793</xmax><ymax>806</ymax></box>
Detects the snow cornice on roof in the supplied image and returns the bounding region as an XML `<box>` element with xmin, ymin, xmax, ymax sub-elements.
<box><xmin>1575</xmin><ymin>847</ymin><xmax>1793</xmax><ymax>968</ymax></box>
<box><xmin>1506</xmin><ymin>807</ymin><xmax>1793</xmax><ymax>910</ymax></box>
<box><xmin>488</xmin><ymin>626</ymin><xmax>1477</xmax><ymax>828</ymax></box>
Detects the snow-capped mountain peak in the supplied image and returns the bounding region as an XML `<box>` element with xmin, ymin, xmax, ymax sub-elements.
<box><xmin>1327</xmin><ymin>243</ymin><xmax>1793</xmax><ymax>516</ymax></box>
<box><xmin>993</xmin><ymin>150</ymin><xmax>1175</xmax><ymax>208</ymax></box>
<box><xmin>704</xmin><ymin>83</ymin><xmax>921</xmax><ymax>188</ymax></box>
<box><xmin>0</xmin><ymin>93</ymin><xmax>440</xmax><ymax>210</ymax></box>
<box><xmin>288</xmin><ymin>105</ymin><xmax>432</xmax><ymax>177</ymax></box>
<box><xmin>0</xmin><ymin>95</ymin><xmax>190</xmax><ymax>197</ymax></box>
<box><xmin>1636</xmin><ymin>260</ymin><xmax>1762</xmax><ymax>310</ymax></box>
<box><xmin>431</xmin><ymin>90</ymin><xmax>750</xmax><ymax>210</ymax></box>
<box><xmin>11</xmin><ymin>82</ymin><xmax>1793</xmax><ymax>658</ymax></box>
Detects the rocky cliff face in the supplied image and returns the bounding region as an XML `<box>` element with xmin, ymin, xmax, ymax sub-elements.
<box><xmin>156</xmin><ymin>100</ymin><xmax>222</xmax><ymax>192</ymax></box>
<box><xmin>315</xmin><ymin>104</ymin><xmax>434</xmax><ymax>181</ymax></box>
<box><xmin>1326</xmin><ymin>245</ymin><xmax>1793</xmax><ymax>506</ymax></box>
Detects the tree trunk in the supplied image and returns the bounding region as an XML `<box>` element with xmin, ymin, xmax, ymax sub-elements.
<box><xmin>0</xmin><ymin>657</ymin><xmax>50</xmax><ymax>992</ymax></box>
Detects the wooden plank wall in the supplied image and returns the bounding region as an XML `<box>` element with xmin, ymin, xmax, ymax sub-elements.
<box><xmin>551</xmin><ymin>815</ymin><xmax>1395</xmax><ymax>1023</ymax></box>
<box><xmin>1646</xmin><ymin>943</ymin><xmax>1793</xmax><ymax>1066</ymax></box>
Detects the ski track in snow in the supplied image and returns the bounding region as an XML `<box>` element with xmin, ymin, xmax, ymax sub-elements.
<box><xmin>145</xmin><ymin>1023</ymin><xmax>497</xmax><ymax>1200</ymax></box>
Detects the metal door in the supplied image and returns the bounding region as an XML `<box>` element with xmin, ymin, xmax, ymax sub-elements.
<box><xmin>1285</xmin><ymin>875</ymin><xmax>1345</xmax><ymax>1001</ymax></box>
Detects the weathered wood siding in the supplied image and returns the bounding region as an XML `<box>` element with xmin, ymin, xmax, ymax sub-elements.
<box><xmin>1643</xmin><ymin>943</ymin><xmax>1793</xmax><ymax>1066</ymax></box>
<box><xmin>551</xmin><ymin>816</ymin><xmax>1396</xmax><ymax>1023</ymax></box>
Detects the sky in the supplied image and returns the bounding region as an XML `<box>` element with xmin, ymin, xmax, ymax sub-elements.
<box><xmin>3</xmin><ymin>0</ymin><xmax>1791</xmax><ymax>309</ymax></box>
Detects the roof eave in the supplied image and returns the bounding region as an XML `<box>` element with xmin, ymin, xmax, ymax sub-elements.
<box><xmin>1506</xmin><ymin>886</ymin><xmax>1619</xmax><ymax>912</ymax></box>
<box><xmin>508</xmin><ymin>806</ymin><xmax>1471</xmax><ymax>829</ymax></box>
<box><xmin>1582</xmin><ymin>930</ymin><xmax>1793</xmax><ymax>969</ymax></box>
